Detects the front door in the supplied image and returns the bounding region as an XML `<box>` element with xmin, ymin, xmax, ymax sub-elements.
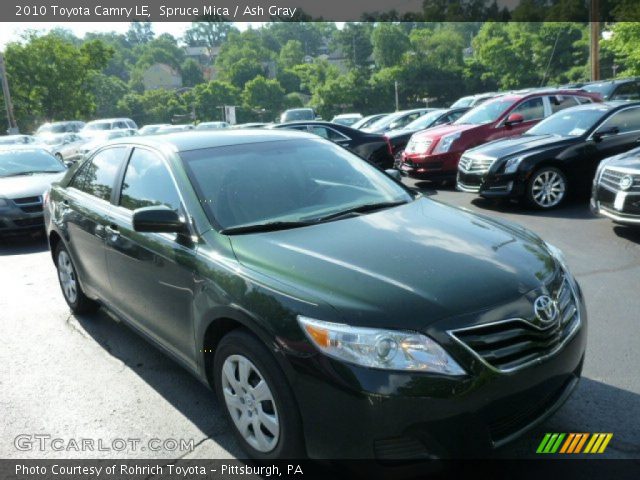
<box><xmin>104</xmin><ymin>147</ymin><xmax>198</xmax><ymax>367</ymax></box>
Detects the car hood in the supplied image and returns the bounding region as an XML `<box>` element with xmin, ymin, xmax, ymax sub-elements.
<box><xmin>228</xmin><ymin>198</ymin><xmax>555</xmax><ymax>330</ymax></box>
<box><xmin>0</xmin><ymin>172</ymin><xmax>66</xmax><ymax>199</ymax></box>
<box><xmin>412</xmin><ymin>123</ymin><xmax>478</xmax><ymax>141</ymax></box>
<box><xmin>470</xmin><ymin>134</ymin><xmax>577</xmax><ymax>160</ymax></box>
<box><xmin>605</xmin><ymin>146</ymin><xmax>640</xmax><ymax>169</ymax></box>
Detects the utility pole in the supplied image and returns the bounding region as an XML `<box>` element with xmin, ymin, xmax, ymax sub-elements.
<box><xmin>590</xmin><ymin>0</ymin><xmax>600</xmax><ymax>81</ymax></box>
<box><xmin>394</xmin><ymin>81</ymin><xmax>399</xmax><ymax>111</ymax></box>
<box><xmin>0</xmin><ymin>52</ymin><xmax>18</xmax><ymax>134</ymax></box>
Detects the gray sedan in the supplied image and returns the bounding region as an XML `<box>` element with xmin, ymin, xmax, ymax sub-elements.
<box><xmin>0</xmin><ymin>146</ymin><xmax>67</xmax><ymax>234</ymax></box>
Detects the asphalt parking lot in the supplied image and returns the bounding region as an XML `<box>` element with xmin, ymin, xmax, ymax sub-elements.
<box><xmin>1</xmin><ymin>180</ymin><xmax>639</xmax><ymax>461</ymax></box>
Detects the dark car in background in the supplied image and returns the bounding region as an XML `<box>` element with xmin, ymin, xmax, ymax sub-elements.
<box><xmin>279</xmin><ymin>108</ymin><xmax>317</xmax><ymax>123</ymax></box>
<box><xmin>401</xmin><ymin>90</ymin><xmax>599</xmax><ymax>183</ymax></box>
<box><xmin>387</xmin><ymin>108</ymin><xmax>469</xmax><ymax>162</ymax></box>
<box><xmin>351</xmin><ymin>113</ymin><xmax>390</xmax><ymax>130</ymax></box>
<box><xmin>580</xmin><ymin>78</ymin><xmax>640</xmax><ymax>101</ymax></box>
<box><xmin>45</xmin><ymin>130</ymin><xmax>586</xmax><ymax>460</ymax></box>
<box><xmin>456</xmin><ymin>102</ymin><xmax>640</xmax><ymax>209</ymax></box>
<box><xmin>0</xmin><ymin>146</ymin><xmax>67</xmax><ymax>234</ymax></box>
<box><xmin>362</xmin><ymin>108</ymin><xmax>436</xmax><ymax>134</ymax></box>
<box><xmin>269</xmin><ymin>120</ymin><xmax>394</xmax><ymax>168</ymax></box>
<box><xmin>592</xmin><ymin>146</ymin><xmax>640</xmax><ymax>226</ymax></box>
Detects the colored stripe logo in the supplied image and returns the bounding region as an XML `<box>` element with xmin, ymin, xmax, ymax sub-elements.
<box><xmin>536</xmin><ymin>433</ymin><xmax>613</xmax><ymax>454</ymax></box>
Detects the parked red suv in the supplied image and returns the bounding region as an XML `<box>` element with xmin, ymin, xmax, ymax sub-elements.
<box><xmin>400</xmin><ymin>90</ymin><xmax>600</xmax><ymax>181</ymax></box>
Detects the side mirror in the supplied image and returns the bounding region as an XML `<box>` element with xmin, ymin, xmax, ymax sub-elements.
<box><xmin>593</xmin><ymin>126</ymin><xmax>619</xmax><ymax>142</ymax></box>
<box><xmin>64</xmin><ymin>160</ymin><xmax>73</xmax><ymax>168</ymax></box>
<box><xmin>132</xmin><ymin>206</ymin><xmax>187</xmax><ymax>234</ymax></box>
<box><xmin>504</xmin><ymin>113</ymin><xmax>524</xmax><ymax>127</ymax></box>
<box><xmin>385</xmin><ymin>169</ymin><xmax>403</xmax><ymax>181</ymax></box>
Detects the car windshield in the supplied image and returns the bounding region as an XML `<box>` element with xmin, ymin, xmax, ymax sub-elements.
<box><xmin>84</xmin><ymin>123</ymin><xmax>111</xmax><ymax>131</ymax></box>
<box><xmin>282</xmin><ymin>110</ymin><xmax>314</xmax><ymax>122</ymax></box>
<box><xmin>181</xmin><ymin>138</ymin><xmax>412</xmax><ymax>231</ymax></box>
<box><xmin>0</xmin><ymin>149</ymin><xmax>64</xmax><ymax>177</ymax></box>
<box><xmin>366</xmin><ymin>112</ymin><xmax>408</xmax><ymax>131</ymax></box>
<box><xmin>37</xmin><ymin>124</ymin><xmax>67</xmax><ymax>134</ymax></box>
<box><xmin>404</xmin><ymin>110</ymin><xmax>446</xmax><ymax>130</ymax></box>
<box><xmin>455</xmin><ymin>97</ymin><xmax>518</xmax><ymax>125</ymax></box>
<box><xmin>451</xmin><ymin>97</ymin><xmax>473</xmax><ymax>108</ymax></box>
<box><xmin>583</xmin><ymin>83</ymin><xmax>615</xmax><ymax>98</ymax></box>
<box><xmin>526</xmin><ymin>108</ymin><xmax>607</xmax><ymax>137</ymax></box>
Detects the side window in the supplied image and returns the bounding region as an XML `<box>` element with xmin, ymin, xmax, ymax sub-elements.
<box><xmin>80</xmin><ymin>148</ymin><xmax>127</xmax><ymax>201</ymax></box>
<box><xmin>119</xmin><ymin>149</ymin><xmax>181</xmax><ymax>212</ymax></box>
<box><xmin>69</xmin><ymin>161</ymin><xmax>92</xmax><ymax>191</ymax></box>
<box><xmin>310</xmin><ymin>126</ymin><xmax>348</xmax><ymax>141</ymax></box>
<box><xmin>511</xmin><ymin>97</ymin><xmax>545</xmax><ymax>121</ymax></box>
<box><xmin>549</xmin><ymin>95</ymin><xmax>579</xmax><ymax>114</ymax></box>
<box><xmin>309</xmin><ymin>126</ymin><xmax>329</xmax><ymax>139</ymax></box>
<box><xmin>611</xmin><ymin>82</ymin><xmax>640</xmax><ymax>101</ymax></box>
<box><xmin>576</xmin><ymin>96</ymin><xmax>593</xmax><ymax>104</ymax></box>
<box><xmin>599</xmin><ymin>107</ymin><xmax>640</xmax><ymax>134</ymax></box>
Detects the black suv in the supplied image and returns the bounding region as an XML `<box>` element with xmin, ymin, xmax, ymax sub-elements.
<box><xmin>592</xmin><ymin>146</ymin><xmax>640</xmax><ymax>226</ymax></box>
<box><xmin>45</xmin><ymin>130</ymin><xmax>586</xmax><ymax>460</ymax></box>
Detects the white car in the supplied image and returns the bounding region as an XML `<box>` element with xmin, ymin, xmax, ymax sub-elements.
<box><xmin>331</xmin><ymin>113</ymin><xmax>363</xmax><ymax>127</ymax></box>
<box><xmin>80</xmin><ymin>118</ymin><xmax>138</xmax><ymax>139</ymax></box>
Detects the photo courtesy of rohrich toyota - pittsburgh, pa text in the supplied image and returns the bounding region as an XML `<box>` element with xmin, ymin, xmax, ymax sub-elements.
<box><xmin>0</xmin><ymin>0</ymin><xmax>639</xmax><ymax>479</ymax></box>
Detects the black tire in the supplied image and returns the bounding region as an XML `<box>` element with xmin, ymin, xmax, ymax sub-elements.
<box><xmin>54</xmin><ymin>242</ymin><xmax>99</xmax><ymax>314</ymax></box>
<box><xmin>213</xmin><ymin>329</ymin><xmax>304</xmax><ymax>459</ymax></box>
<box><xmin>525</xmin><ymin>166</ymin><xmax>568</xmax><ymax>209</ymax></box>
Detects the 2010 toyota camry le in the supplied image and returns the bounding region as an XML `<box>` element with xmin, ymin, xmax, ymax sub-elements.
<box><xmin>44</xmin><ymin>130</ymin><xmax>587</xmax><ymax>461</ymax></box>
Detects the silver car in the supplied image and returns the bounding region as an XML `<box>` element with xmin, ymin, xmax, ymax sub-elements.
<box><xmin>0</xmin><ymin>146</ymin><xmax>67</xmax><ymax>234</ymax></box>
<box><xmin>40</xmin><ymin>133</ymin><xmax>86</xmax><ymax>163</ymax></box>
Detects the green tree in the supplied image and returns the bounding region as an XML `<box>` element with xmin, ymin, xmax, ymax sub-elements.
<box><xmin>604</xmin><ymin>22</ymin><xmax>640</xmax><ymax>77</ymax></box>
<box><xmin>183</xmin><ymin>20</ymin><xmax>237</xmax><ymax>52</ymax></box>
<box><xmin>116</xmin><ymin>89</ymin><xmax>188</xmax><ymax>125</ymax></box>
<box><xmin>279</xmin><ymin>40</ymin><xmax>305</xmax><ymax>69</ymax></box>
<box><xmin>371</xmin><ymin>24</ymin><xmax>410</xmax><ymax>68</ymax></box>
<box><xmin>4</xmin><ymin>32</ymin><xmax>113</xmax><ymax>130</ymax></box>
<box><xmin>331</xmin><ymin>23</ymin><xmax>374</xmax><ymax>68</ymax></box>
<box><xmin>181</xmin><ymin>59</ymin><xmax>204</xmax><ymax>87</ymax></box>
<box><xmin>89</xmin><ymin>73</ymin><xmax>130</xmax><ymax>118</ymax></box>
<box><xmin>126</xmin><ymin>21</ymin><xmax>154</xmax><ymax>46</ymax></box>
<box><xmin>242</xmin><ymin>76</ymin><xmax>285</xmax><ymax>118</ymax></box>
<box><xmin>187</xmin><ymin>80</ymin><xmax>240</xmax><ymax>121</ymax></box>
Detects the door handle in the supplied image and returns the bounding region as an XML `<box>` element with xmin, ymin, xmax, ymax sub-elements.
<box><xmin>105</xmin><ymin>225</ymin><xmax>120</xmax><ymax>236</ymax></box>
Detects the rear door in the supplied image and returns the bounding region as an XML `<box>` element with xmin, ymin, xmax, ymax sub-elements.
<box><xmin>105</xmin><ymin>147</ymin><xmax>197</xmax><ymax>367</ymax></box>
<box><xmin>60</xmin><ymin>147</ymin><xmax>129</xmax><ymax>299</ymax></box>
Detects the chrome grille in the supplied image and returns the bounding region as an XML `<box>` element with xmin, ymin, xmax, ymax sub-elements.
<box><xmin>600</xmin><ymin>168</ymin><xmax>640</xmax><ymax>193</ymax></box>
<box><xmin>450</xmin><ymin>275</ymin><xmax>580</xmax><ymax>373</ymax></box>
<box><xmin>458</xmin><ymin>154</ymin><xmax>494</xmax><ymax>174</ymax></box>
<box><xmin>12</xmin><ymin>195</ymin><xmax>43</xmax><ymax>214</ymax></box>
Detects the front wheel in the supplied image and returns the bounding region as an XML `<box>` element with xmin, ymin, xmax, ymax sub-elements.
<box><xmin>526</xmin><ymin>167</ymin><xmax>568</xmax><ymax>209</ymax></box>
<box><xmin>213</xmin><ymin>330</ymin><xmax>304</xmax><ymax>459</ymax></box>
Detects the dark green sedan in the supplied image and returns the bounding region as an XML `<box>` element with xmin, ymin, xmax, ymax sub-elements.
<box><xmin>44</xmin><ymin>130</ymin><xmax>587</xmax><ymax>460</ymax></box>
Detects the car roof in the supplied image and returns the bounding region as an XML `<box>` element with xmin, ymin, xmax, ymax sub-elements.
<box><xmin>0</xmin><ymin>144</ymin><xmax>49</xmax><ymax>152</ymax></box>
<box><xmin>563</xmin><ymin>100</ymin><xmax>640</xmax><ymax>112</ymax></box>
<box><xmin>108</xmin><ymin>129</ymin><xmax>318</xmax><ymax>153</ymax></box>
<box><xmin>583</xmin><ymin>77</ymin><xmax>639</xmax><ymax>86</ymax></box>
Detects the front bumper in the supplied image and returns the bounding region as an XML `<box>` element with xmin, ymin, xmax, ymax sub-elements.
<box><xmin>591</xmin><ymin>184</ymin><xmax>640</xmax><ymax>225</ymax></box>
<box><xmin>456</xmin><ymin>170</ymin><xmax>525</xmax><ymax>199</ymax></box>
<box><xmin>399</xmin><ymin>151</ymin><xmax>461</xmax><ymax>180</ymax></box>
<box><xmin>287</xmin><ymin>299</ymin><xmax>587</xmax><ymax>460</ymax></box>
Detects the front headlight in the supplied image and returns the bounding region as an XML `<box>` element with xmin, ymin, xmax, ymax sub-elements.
<box><xmin>433</xmin><ymin>132</ymin><xmax>461</xmax><ymax>153</ymax></box>
<box><xmin>298</xmin><ymin>316</ymin><xmax>466</xmax><ymax>375</ymax></box>
<box><xmin>409</xmin><ymin>139</ymin><xmax>432</xmax><ymax>154</ymax></box>
<box><xmin>545</xmin><ymin>242</ymin><xmax>569</xmax><ymax>272</ymax></box>
<box><xmin>503</xmin><ymin>155</ymin><xmax>525</xmax><ymax>174</ymax></box>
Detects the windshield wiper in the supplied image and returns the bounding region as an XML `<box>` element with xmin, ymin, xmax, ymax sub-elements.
<box><xmin>311</xmin><ymin>200</ymin><xmax>409</xmax><ymax>223</ymax></box>
<box><xmin>220</xmin><ymin>220</ymin><xmax>316</xmax><ymax>235</ymax></box>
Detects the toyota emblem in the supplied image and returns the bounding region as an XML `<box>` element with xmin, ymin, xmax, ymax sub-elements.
<box><xmin>534</xmin><ymin>295</ymin><xmax>559</xmax><ymax>325</ymax></box>
<box><xmin>619</xmin><ymin>175</ymin><xmax>634</xmax><ymax>191</ymax></box>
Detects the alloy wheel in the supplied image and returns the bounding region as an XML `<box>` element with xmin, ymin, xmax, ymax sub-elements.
<box><xmin>221</xmin><ymin>354</ymin><xmax>280</xmax><ymax>453</ymax></box>
<box><xmin>531</xmin><ymin>169</ymin><xmax>566</xmax><ymax>208</ymax></box>
<box><xmin>57</xmin><ymin>250</ymin><xmax>78</xmax><ymax>304</ymax></box>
